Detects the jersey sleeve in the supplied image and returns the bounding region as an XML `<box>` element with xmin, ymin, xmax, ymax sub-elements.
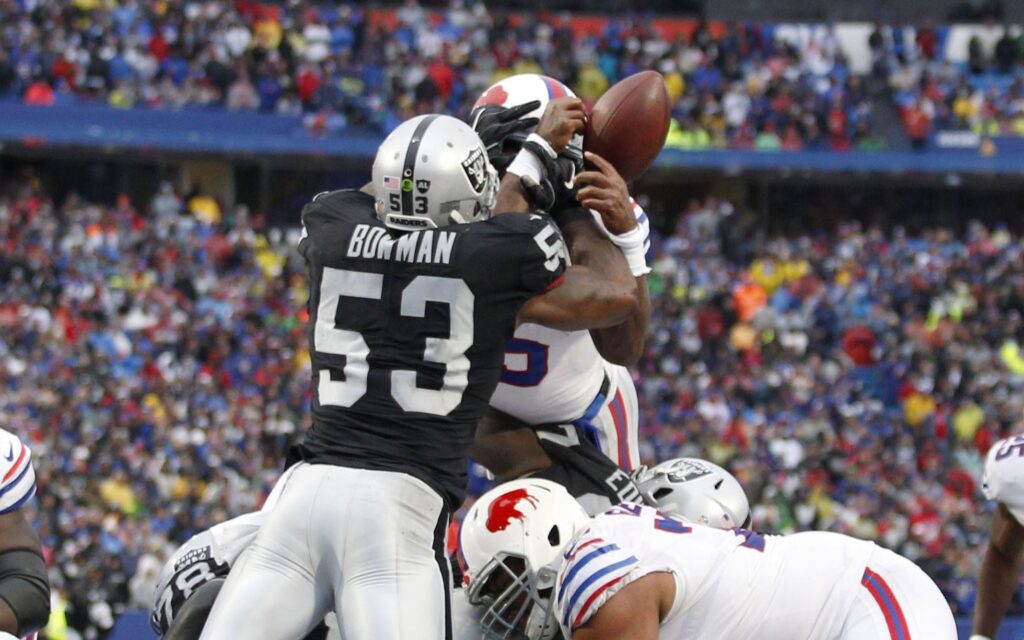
<box><xmin>494</xmin><ymin>213</ymin><xmax>567</xmax><ymax>294</ymax></box>
<box><xmin>0</xmin><ymin>430</ymin><xmax>36</xmax><ymax>514</ymax></box>
<box><xmin>150</xmin><ymin>529</ymin><xmax>233</xmax><ymax>635</ymax></box>
<box><xmin>983</xmin><ymin>436</ymin><xmax>1024</xmax><ymax>524</ymax></box>
<box><xmin>298</xmin><ymin>189</ymin><xmax>374</xmax><ymax>259</ymax></box>
<box><xmin>554</xmin><ymin>528</ymin><xmax>642</xmax><ymax>635</ymax></box>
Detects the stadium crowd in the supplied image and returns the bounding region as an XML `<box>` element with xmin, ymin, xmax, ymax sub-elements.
<box><xmin>2</xmin><ymin>0</ymin><xmax>882</xmax><ymax>149</ymax></box>
<box><xmin>2</xmin><ymin>171</ymin><xmax>1023</xmax><ymax>635</ymax></box>
<box><xmin>876</xmin><ymin>23</ymin><xmax>1024</xmax><ymax>140</ymax></box>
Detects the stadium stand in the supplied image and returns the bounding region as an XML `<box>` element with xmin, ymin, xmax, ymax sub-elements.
<box><xmin>1</xmin><ymin>168</ymin><xmax>1023</xmax><ymax>635</ymax></box>
<box><xmin>3</xmin><ymin>1</ymin><xmax>1024</xmax><ymax>638</ymax></box>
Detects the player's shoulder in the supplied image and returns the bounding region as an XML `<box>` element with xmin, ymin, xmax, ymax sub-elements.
<box><xmin>0</xmin><ymin>428</ymin><xmax>36</xmax><ymax>514</ymax></box>
<box><xmin>554</xmin><ymin>503</ymin><xmax>649</xmax><ymax>634</ymax></box>
<box><xmin>482</xmin><ymin>212</ymin><xmax>559</xmax><ymax>237</ymax></box>
<box><xmin>301</xmin><ymin>189</ymin><xmax>376</xmax><ymax>228</ymax></box>
<box><xmin>983</xmin><ymin>435</ymin><xmax>1024</xmax><ymax>504</ymax></box>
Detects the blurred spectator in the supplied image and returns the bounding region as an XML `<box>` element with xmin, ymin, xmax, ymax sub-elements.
<box><xmin>0</xmin><ymin>1</ymin><xmax>881</xmax><ymax>148</ymax></box>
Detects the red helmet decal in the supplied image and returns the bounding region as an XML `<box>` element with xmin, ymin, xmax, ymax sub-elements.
<box><xmin>473</xmin><ymin>84</ymin><xmax>509</xmax><ymax>110</ymax></box>
<box><xmin>485</xmin><ymin>488</ymin><xmax>539</xmax><ymax>532</ymax></box>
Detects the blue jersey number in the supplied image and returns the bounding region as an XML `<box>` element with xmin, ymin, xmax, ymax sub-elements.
<box><xmin>500</xmin><ymin>338</ymin><xmax>549</xmax><ymax>387</ymax></box>
<box><xmin>606</xmin><ymin>503</ymin><xmax>693</xmax><ymax>534</ymax></box>
<box><xmin>605</xmin><ymin>504</ymin><xmax>765</xmax><ymax>550</ymax></box>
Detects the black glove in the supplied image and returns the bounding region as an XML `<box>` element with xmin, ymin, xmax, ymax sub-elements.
<box><xmin>519</xmin><ymin>136</ymin><xmax>584</xmax><ymax>212</ymax></box>
<box><xmin>469</xmin><ymin>100</ymin><xmax>541</xmax><ymax>174</ymax></box>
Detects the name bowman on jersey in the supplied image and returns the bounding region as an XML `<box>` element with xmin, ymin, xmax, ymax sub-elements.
<box><xmin>199</xmin><ymin>114</ymin><xmax>588</xmax><ymax>640</ymax></box>
<box><xmin>0</xmin><ymin>430</ymin><xmax>35</xmax><ymax>517</ymax></box>
<box><xmin>296</xmin><ymin>187</ymin><xmax>568</xmax><ymax>511</ymax></box>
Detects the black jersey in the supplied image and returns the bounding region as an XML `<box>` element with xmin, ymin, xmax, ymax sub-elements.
<box><xmin>298</xmin><ymin>190</ymin><xmax>566</xmax><ymax>508</ymax></box>
<box><xmin>533</xmin><ymin>423</ymin><xmax>644</xmax><ymax>516</ymax></box>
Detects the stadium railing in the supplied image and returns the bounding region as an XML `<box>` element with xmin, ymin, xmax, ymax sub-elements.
<box><xmin>2</xmin><ymin>103</ymin><xmax>1023</xmax><ymax>178</ymax></box>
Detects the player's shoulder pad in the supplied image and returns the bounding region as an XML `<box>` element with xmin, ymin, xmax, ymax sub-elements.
<box><xmin>485</xmin><ymin>212</ymin><xmax>559</xmax><ymax>236</ymax></box>
<box><xmin>554</xmin><ymin>509</ymin><xmax>643</xmax><ymax>635</ymax></box>
<box><xmin>983</xmin><ymin>435</ymin><xmax>1024</xmax><ymax>505</ymax></box>
<box><xmin>0</xmin><ymin>428</ymin><xmax>36</xmax><ymax>514</ymax></box>
<box><xmin>300</xmin><ymin>189</ymin><xmax>375</xmax><ymax>227</ymax></box>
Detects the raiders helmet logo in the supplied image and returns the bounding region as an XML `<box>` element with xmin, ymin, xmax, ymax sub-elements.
<box><xmin>667</xmin><ymin>459</ymin><xmax>713</xmax><ymax>483</ymax></box>
<box><xmin>461</xmin><ymin>147</ymin><xmax>487</xmax><ymax>194</ymax></box>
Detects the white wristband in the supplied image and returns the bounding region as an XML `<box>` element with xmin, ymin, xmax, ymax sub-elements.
<box><xmin>607</xmin><ymin>225</ymin><xmax>650</xmax><ymax>277</ymax></box>
<box><xmin>524</xmin><ymin>132</ymin><xmax>556</xmax><ymax>158</ymax></box>
<box><xmin>506</xmin><ymin>148</ymin><xmax>545</xmax><ymax>185</ymax></box>
<box><xmin>969</xmin><ymin>635</ymin><xmax>993</xmax><ymax>640</ymax></box>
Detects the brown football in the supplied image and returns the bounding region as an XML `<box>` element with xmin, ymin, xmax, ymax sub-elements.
<box><xmin>583</xmin><ymin>70</ymin><xmax>671</xmax><ymax>181</ymax></box>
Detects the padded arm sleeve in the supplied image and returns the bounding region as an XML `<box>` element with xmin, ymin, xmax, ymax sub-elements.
<box><xmin>0</xmin><ymin>549</ymin><xmax>50</xmax><ymax>636</ymax></box>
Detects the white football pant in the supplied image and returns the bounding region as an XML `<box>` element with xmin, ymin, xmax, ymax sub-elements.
<box><xmin>839</xmin><ymin>544</ymin><xmax>957</xmax><ymax>639</ymax></box>
<box><xmin>199</xmin><ymin>462</ymin><xmax>452</xmax><ymax>640</ymax></box>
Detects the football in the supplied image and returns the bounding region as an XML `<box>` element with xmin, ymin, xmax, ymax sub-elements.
<box><xmin>583</xmin><ymin>70</ymin><xmax>671</xmax><ymax>181</ymax></box>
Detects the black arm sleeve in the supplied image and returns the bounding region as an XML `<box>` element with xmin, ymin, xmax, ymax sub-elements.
<box><xmin>0</xmin><ymin>548</ymin><xmax>50</xmax><ymax>636</ymax></box>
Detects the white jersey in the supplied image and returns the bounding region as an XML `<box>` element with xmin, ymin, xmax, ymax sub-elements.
<box><xmin>489</xmin><ymin>201</ymin><xmax>649</xmax><ymax>469</ymax></box>
<box><xmin>493</xmin><ymin>323</ymin><xmax>607</xmax><ymax>424</ymax></box>
<box><xmin>983</xmin><ymin>434</ymin><xmax>1024</xmax><ymax>524</ymax></box>
<box><xmin>151</xmin><ymin>463</ymin><xmax>296</xmax><ymax>635</ymax></box>
<box><xmin>151</xmin><ymin>511</ymin><xmax>267</xmax><ymax>634</ymax></box>
<box><xmin>555</xmin><ymin>503</ymin><xmax>875</xmax><ymax>639</ymax></box>
<box><xmin>0</xmin><ymin>428</ymin><xmax>36</xmax><ymax>515</ymax></box>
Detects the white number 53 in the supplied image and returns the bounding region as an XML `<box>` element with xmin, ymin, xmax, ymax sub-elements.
<box><xmin>315</xmin><ymin>268</ymin><xmax>474</xmax><ymax>416</ymax></box>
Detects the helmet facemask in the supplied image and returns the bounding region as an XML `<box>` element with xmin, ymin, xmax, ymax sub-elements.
<box><xmin>467</xmin><ymin>553</ymin><xmax>560</xmax><ymax>640</ymax></box>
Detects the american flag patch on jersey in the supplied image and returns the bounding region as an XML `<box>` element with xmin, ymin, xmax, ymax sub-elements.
<box><xmin>554</xmin><ymin>534</ymin><xmax>639</xmax><ymax>633</ymax></box>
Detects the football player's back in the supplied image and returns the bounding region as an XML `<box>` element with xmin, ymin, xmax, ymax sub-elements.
<box><xmin>556</xmin><ymin>504</ymin><xmax>873</xmax><ymax>639</ymax></box>
<box><xmin>298</xmin><ymin>187</ymin><xmax>567</xmax><ymax>509</ymax></box>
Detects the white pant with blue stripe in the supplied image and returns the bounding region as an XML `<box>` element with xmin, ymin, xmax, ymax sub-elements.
<box><xmin>575</xmin><ymin>364</ymin><xmax>639</xmax><ymax>472</ymax></box>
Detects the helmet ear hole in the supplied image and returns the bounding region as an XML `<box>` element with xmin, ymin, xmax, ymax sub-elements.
<box><xmin>652</xmin><ymin>487</ymin><xmax>673</xmax><ymax>501</ymax></box>
<box><xmin>547</xmin><ymin>525</ymin><xmax>560</xmax><ymax>547</ymax></box>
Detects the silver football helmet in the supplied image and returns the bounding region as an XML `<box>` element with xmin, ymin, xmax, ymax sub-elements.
<box><xmin>372</xmin><ymin>114</ymin><xmax>498</xmax><ymax>231</ymax></box>
<box><xmin>634</xmin><ymin>458</ymin><xmax>751</xmax><ymax>529</ymax></box>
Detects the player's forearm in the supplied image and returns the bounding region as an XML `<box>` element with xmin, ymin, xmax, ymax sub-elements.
<box><xmin>0</xmin><ymin>597</ymin><xmax>16</xmax><ymax>634</ymax></box>
<box><xmin>973</xmin><ymin>542</ymin><xmax>1023</xmax><ymax>636</ymax></box>
<box><xmin>561</xmin><ymin>216</ymin><xmax>646</xmax><ymax>359</ymax></box>
<box><xmin>518</xmin><ymin>265</ymin><xmax>638</xmax><ymax>331</ymax></box>
<box><xmin>493</xmin><ymin>173</ymin><xmax>532</xmax><ymax>216</ymax></box>
<box><xmin>589</xmin><ymin>275</ymin><xmax>650</xmax><ymax>366</ymax></box>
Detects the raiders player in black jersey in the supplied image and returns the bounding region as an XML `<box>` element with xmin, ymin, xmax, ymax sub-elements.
<box><xmin>199</xmin><ymin>100</ymin><xmax>643</xmax><ymax>640</ymax></box>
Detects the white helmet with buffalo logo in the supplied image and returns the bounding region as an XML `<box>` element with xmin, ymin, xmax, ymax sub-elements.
<box><xmin>459</xmin><ymin>478</ymin><xmax>590</xmax><ymax>639</ymax></box>
<box><xmin>470</xmin><ymin>74</ymin><xmax>583</xmax><ymax>176</ymax></box>
<box><xmin>472</xmin><ymin>73</ymin><xmax>576</xmax><ymax>119</ymax></box>
<box><xmin>372</xmin><ymin>114</ymin><xmax>498</xmax><ymax>231</ymax></box>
